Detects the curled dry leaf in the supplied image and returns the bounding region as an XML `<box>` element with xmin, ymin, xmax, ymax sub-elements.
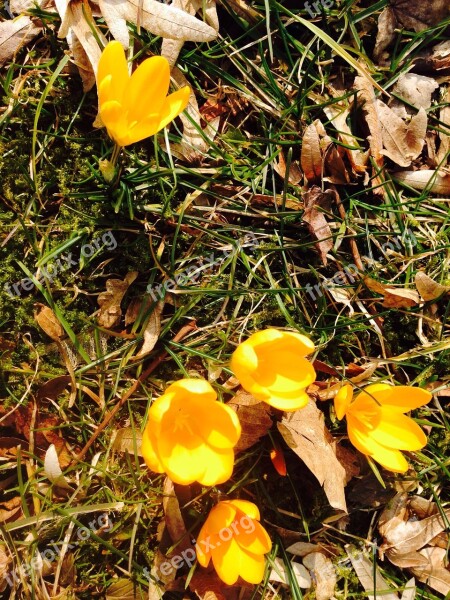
<box><xmin>97</xmin><ymin>271</ymin><xmax>138</xmax><ymax>328</ymax></box>
<box><xmin>269</xmin><ymin>557</ymin><xmax>311</xmax><ymax>588</ymax></box>
<box><xmin>34</xmin><ymin>303</ymin><xmax>64</xmax><ymax>341</ymax></box>
<box><xmin>378</xmin><ymin>493</ymin><xmax>450</xmax><ymax>596</ymax></box>
<box><xmin>391</xmin><ymin>74</ymin><xmax>439</xmax><ymax>113</ymax></box>
<box><xmin>227</xmin><ymin>389</ymin><xmax>272</xmax><ymax>453</ymax></box>
<box><xmin>162</xmin><ymin>477</ymin><xmax>191</xmax><ymax>553</ymax></box>
<box><xmin>415</xmin><ymin>272</ymin><xmax>450</xmax><ymax>301</ymax></box>
<box><xmin>323</xmin><ymin>103</ymin><xmax>368</xmax><ymax>173</ymax></box>
<box><xmin>377</xmin><ymin>102</ymin><xmax>427</xmax><ymax>167</ymax></box>
<box><xmin>106</xmin><ymin>578</ymin><xmax>147</xmax><ymax>599</ymax></box>
<box><xmin>301</xmin><ymin>122</ymin><xmax>322</xmax><ymax>182</ymax></box>
<box><xmin>44</xmin><ymin>444</ymin><xmax>73</xmax><ymax>490</ymax></box>
<box><xmin>355</xmin><ymin>76</ymin><xmax>383</xmax><ymax>167</ymax></box>
<box><xmin>346</xmin><ymin>544</ymin><xmax>400</xmax><ymax>600</ymax></box>
<box><xmin>132</xmin><ymin>301</ymin><xmax>163</xmax><ymax>360</ymax></box>
<box><xmin>436</xmin><ymin>86</ymin><xmax>450</xmax><ymax>166</ymax></box>
<box><xmin>302</xmin><ymin>187</ymin><xmax>335</xmax><ymax>266</ymax></box>
<box><xmin>277</xmin><ymin>400</ymin><xmax>348</xmax><ymax>512</ymax></box>
<box><xmin>0</xmin><ymin>15</ymin><xmax>41</xmax><ymax>67</ymax></box>
<box><xmin>364</xmin><ymin>278</ymin><xmax>420</xmax><ymax>308</ymax></box>
<box><xmin>302</xmin><ymin>552</ymin><xmax>337</xmax><ymax>600</ymax></box>
<box><xmin>111</xmin><ymin>427</ymin><xmax>143</xmax><ymax>456</ymax></box>
<box><xmin>393</xmin><ymin>169</ymin><xmax>450</xmax><ymax>194</ymax></box>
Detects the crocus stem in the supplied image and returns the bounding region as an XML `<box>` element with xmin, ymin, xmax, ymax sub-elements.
<box><xmin>110</xmin><ymin>143</ymin><xmax>122</xmax><ymax>167</ymax></box>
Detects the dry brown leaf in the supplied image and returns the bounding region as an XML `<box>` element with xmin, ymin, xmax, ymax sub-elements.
<box><xmin>162</xmin><ymin>477</ymin><xmax>191</xmax><ymax>552</ymax></box>
<box><xmin>227</xmin><ymin>389</ymin><xmax>272</xmax><ymax>453</ymax></box>
<box><xmin>393</xmin><ymin>169</ymin><xmax>450</xmax><ymax>194</ymax></box>
<box><xmin>112</xmin><ymin>428</ymin><xmax>143</xmax><ymax>456</ymax></box>
<box><xmin>346</xmin><ymin>545</ymin><xmax>400</xmax><ymax>600</ymax></box>
<box><xmin>302</xmin><ymin>187</ymin><xmax>335</xmax><ymax>266</ymax></box>
<box><xmin>0</xmin><ymin>496</ymin><xmax>22</xmax><ymax>523</ymax></box>
<box><xmin>34</xmin><ymin>303</ymin><xmax>64</xmax><ymax>341</ymax></box>
<box><xmin>269</xmin><ymin>557</ymin><xmax>311</xmax><ymax>588</ymax></box>
<box><xmin>0</xmin><ymin>15</ymin><xmax>41</xmax><ymax>67</ymax></box>
<box><xmin>436</xmin><ymin>86</ymin><xmax>450</xmax><ymax>166</ymax></box>
<box><xmin>323</xmin><ymin>141</ymin><xmax>350</xmax><ymax>184</ymax></box>
<box><xmin>189</xmin><ymin>570</ymin><xmax>241</xmax><ymax>600</ymax></box>
<box><xmin>391</xmin><ymin>0</ymin><xmax>450</xmax><ymax>31</ymax></box>
<box><xmin>274</xmin><ymin>149</ymin><xmax>302</xmax><ymax>185</ymax></box>
<box><xmin>377</xmin><ymin>102</ymin><xmax>427</xmax><ymax>167</ymax></box>
<box><xmin>382</xmin><ymin>288</ymin><xmax>420</xmax><ymax>308</ymax></box>
<box><xmin>391</xmin><ymin>74</ymin><xmax>439</xmax><ymax>114</ymax></box>
<box><xmin>374</xmin><ymin>7</ymin><xmax>397</xmax><ymax>63</ymax></box>
<box><xmin>57</xmin><ymin>0</ymin><xmax>107</xmax><ymax>90</ymax></box>
<box><xmin>106</xmin><ymin>578</ymin><xmax>146</xmax><ymax>599</ymax></box>
<box><xmin>301</xmin><ymin>122</ymin><xmax>322</xmax><ymax>182</ymax></box>
<box><xmin>132</xmin><ymin>301</ymin><xmax>163</xmax><ymax>360</ymax></box>
<box><xmin>36</xmin><ymin>375</ymin><xmax>72</xmax><ymax>403</ymax></box>
<box><xmin>97</xmin><ymin>271</ymin><xmax>138</xmax><ymax>328</ymax></box>
<box><xmin>378</xmin><ymin>494</ymin><xmax>450</xmax><ymax>596</ymax></box>
<box><xmin>277</xmin><ymin>400</ymin><xmax>348</xmax><ymax>512</ymax></box>
<box><xmin>355</xmin><ymin>76</ymin><xmax>383</xmax><ymax>166</ymax></box>
<box><xmin>323</xmin><ymin>104</ymin><xmax>368</xmax><ymax>173</ymax></box>
<box><xmin>302</xmin><ymin>552</ymin><xmax>337</xmax><ymax>600</ymax></box>
<box><xmin>415</xmin><ymin>272</ymin><xmax>450</xmax><ymax>301</ymax></box>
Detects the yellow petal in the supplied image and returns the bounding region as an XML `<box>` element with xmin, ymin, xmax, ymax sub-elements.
<box><xmin>211</xmin><ymin>537</ymin><xmax>241</xmax><ymax>585</ymax></box>
<box><xmin>124</xmin><ymin>56</ymin><xmax>170</xmax><ymax>122</ymax></box>
<box><xmin>196</xmin><ymin>522</ymin><xmax>213</xmax><ymax>567</ymax></box>
<box><xmin>263</xmin><ymin>391</ymin><xmax>310</xmax><ymax>412</ymax></box>
<box><xmin>369</xmin><ymin>408</ymin><xmax>427</xmax><ymax>450</ymax></box>
<box><xmin>157</xmin><ymin>428</ymin><xmax>207</xmax><ymax>485</ymax></box>
<box><xmin>228</xmin><ymin>500</ymin><xmax>260</xmax><ymax>521</ymax></box>
<box><xmin>97</xmin><ymin>41</ymin><xmax>128</xmax><ymax>104</ymax></box>
<box><xmin>100</xmin><ymin>100</ymin><xmax>128</xmax><ymax>144</ymax></box>
<box><xmin>206</xmin><ymin>502</ymin><xmax>238</xmax><ymax>533</ymax></box>
<box><xmin>334</xmin><ymin>384</ymin><xmax>353</xmax><ymax>420</ymax></box>
<box><xmin>197</xmin><ymin>446</ymin><xmax>235</xmax><ymax>486</ymax></box>
<box><xmin>369</xmin><ymin>386</ymin><xmax>432</xmax><ymax>412</ymax></box>
<box><xmin>193</xmin><ymin>400</ymin><xmax>241</xmax><ymax>449</ymax></box>
<box><xmin>141</xmin><ymin>428</ymin><xmax>165</xmax><ymax>473</ymax></box>
<box><xmin>237</xmin><ymin>548</ymin><xmax>267</xmax><ymax>584</ymax></box>
<box><xmin>120</xmin><ymin>116</ymin><xmax>161</xmax><ymax>145</ymax></box>
<box><xmin>347</xmin><ymin>414</ymin><xmax>409</xmax><ymax>473</ymax></box>
<box><xmin>148</xmin><ymin>391</ymin><xmax>175</xmax><ymax>426</ymax></box>
<box><xmin>166</xmin><ymin>378</ymin><xmax>217</xmax><ymax>402</ymax></box>
<box><xmin>152</xmin><ymin>86</ymin><xmax>191</xmax><ymax>132</ymax></box>
<box><xmin>235</xmin><ymin>520</ymin><xmax>272</xmax><ymax>555</ymax></box>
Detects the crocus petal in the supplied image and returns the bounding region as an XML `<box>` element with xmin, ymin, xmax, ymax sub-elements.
<box><xmin>228</xmin><ymin>500</ymin><xmax>260</xmax><ymax>521</ymax></box>
<box><xmin>100</xmin><ymin>100</ymin><xmax>128</xmax><ymax>143</ymax></box>
<box><xmin>197</xmin><ymin>446</ymin><xmax>235</xmax><ymax>486</ymax></box>
<box><xmin>97</xmin><ymin>41</ymin><xmax>128</xmax><ymax>103</ymax></box>
<box><xmin>369</xmin><ymin>408</ymin><xmax>427</xmax><ymax>450</ymax></box>
<box><xmin>370</xmin><ymin>386</ymin><xmax>433</xmax><ymax>412</ymax></box>
<box><xmin>125</xmin><ymin>56</ymin><xmax>170</xmax><ymax>122</ymax></box>
<box><xmin>195</xmin><ymin>522</ymin><xmax>213</xmax><ymax>567</ymax></box>
<box><xmin>141</xmin><ymin>428</ymin><xmax>165</xmax><ymax>473</ymax></box>
<box><xmin>157</xmin><ymin>429</ymin><xmax>207</xmax><ymax>485</ymax></box>
<box><xmin>262</xmin><ymin>391</ymin><xmax>310</xmax><ymax>412</ymax></box>
<box><xmin>235</xmin><ymin>520</ymin><xmax>272</xmax><ymax>555</ymax></box>
<box><xmin>148</xmin><ymin>391</ymin><xmax>175</xmax><ymax>426</ymax></box>
<box><xmin>334</xmin><ymin>384</ymin><xmax>353</xmax><ymax>420</ymax></box>
<box><xmin>206</xmin><ymin>502</ymin><xmax>238</xmax><ymax>532</ymax></box>
<box><xmin>347</xmin><ymin>415</ymin><xmax>409</xmax><ymax>472</ymax></box>
<box><xmin>153</xmin><ymin>86</ymin><xmax>191</xmax><ymax>132</ymax></box>
<box><xmin>253</xmin><ymin>356</ymin><xmax>316</xmax><ymax>396</ymax></box>
<box><xmin>237</xmin><ymin>548</ymin><xmax>267</xmax><ymax>584</ymax></box>
<box><xmin>166</xmin><ymin>378</ymin><xmax>217</xmax><ymax>402</ymax></box>
<box><xmin>211</xmin><ymin>538</ymin><xmax>241</xmax><ymax>585</ymax></box>
<box><xmin>192</xmin><ymin>400</ymin><xmax>241</xmax><ymax>449</ymax></box>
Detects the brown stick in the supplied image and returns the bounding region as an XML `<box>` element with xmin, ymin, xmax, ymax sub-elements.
<box><xmin>73</xmin><ymin>320</ymin><xmax>197</xmax><ymax>465</ymax></box>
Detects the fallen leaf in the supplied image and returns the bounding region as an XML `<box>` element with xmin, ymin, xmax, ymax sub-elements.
<box><xmin>355</xmin><ymin>76</ymin><xmax>383</xmax><ymax>166</ymax></box>
<box><xmin>391</xmin><ymin>74</ymin><xmax>439</xmax><ymax>113</ymax></box>
<box><xmin>323</xmin><ymin>103</ymin><xmax>368</xmax><ymax>173</ymax></box>
<box><xmin>0</xmin><ymin>496</ymin><xmax>22</xmax><ymax>523</ymax></box>
<box><xmin>393</xmin><ymin>170</ymin><xmax>450</xmax><ymax>194</ymax></box>
<box><xmin>436</xmin><ymin>86</ymin><xmax>450</xmax><ymax>166</ymax></box>
<box><xmin>189</xmin><ymin>570</ymin><xmax>240</xmax><ymax>600</ymax></box>
<box><xmin>302</xmin><ymin>552</ymin><xmax>337</xmax><ymax>600</ymax></box>
<box><xmin>97</xmin><ymin>271</ymin><xmax>138</xmax><ymax>328</ymax></box>
<box><xmin>106</xmin><ymin>578</ymin><xmax>146</xmax><ymax>599</ymax></box>
<box><xmin>286</xmin><ymin>542</ymin><xmax>322</xmax><ymax>557</ymax></box>
<box><xmin>391</xmin><ymin>0</ymin><xmax>450</xmax><ymax>32</ymax></box>
<box><xmin>227</xmin><ymin>389</ymin><xmax>272</xmax><ymax>453</ymax></box>
<box><xmin>44</xmin><ymin>444</ymin><xmax>73</xmax><ymax>490</ymax></box>
<box><xmin>415</xmin><ymin>272</ymin><xmax>450</xmax><ymax>301</ymax></box>
<box><xmin>37</xmin><ymin>375</ymin><xmax>72</xmax><ymax>403</ymax></box>
<box><xmin>301</xmin><ymin>122</ymin><xmax>322</xmax><ymax>182</ymax></box>
<box><xmin>34</xmin><ymin>303</ymin><xmax>64</xmax><ymax>341</ymax></box>
<box><xmin>382</xmin><ymin>288</ymin><xmax>420</xmax><ymax>308</ymax></box>
<box><xmin>162</xmin><ymin>478</ymin><xmax>191</xmax><ymax>552</ymax></box>
<box><xmin>274</xmin><ymin>149</ymin><xmax>302</xmax><ymax>184</ymax></box>
<box><xmin>0</xmin><ymin>15</ymin><xmax>41</xmax><ymax>67</ymax></box>
<box><xmin>302</xmin><ymin>187</ymin><xmax>335</xmax><ymax>266</ymax></box>
<box><xmin>346</xmin><ymin>545</ymin><xmax>400</xmax><ymax>600</ymax></box>
<box><xmin>374</xmin><ymin>7</ymin><xmax>397</xmax><ymax>63</ymax></box>
<box><xmin>278</xmin><ymin>400</ymin><xmax>348</xmax><ymax>512</ymax></box>
<box><xmin>377</xmin><ymin>102</ymin><xmax>427</xmax><ymax>167</ymax></box>
<box><xmin>269</xmin><ymin>557</ymin><xmax>311</xmax><ymax>588</ymax></box>
<box><xmin>111</xmin><ymin>428</ymin><xmax>143</xmax><ymax>456</ymax></box>
<box><xmin>132</xmin><ymin>301</ymin><xmax>163</xmax><ymax>360</ymax></box>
